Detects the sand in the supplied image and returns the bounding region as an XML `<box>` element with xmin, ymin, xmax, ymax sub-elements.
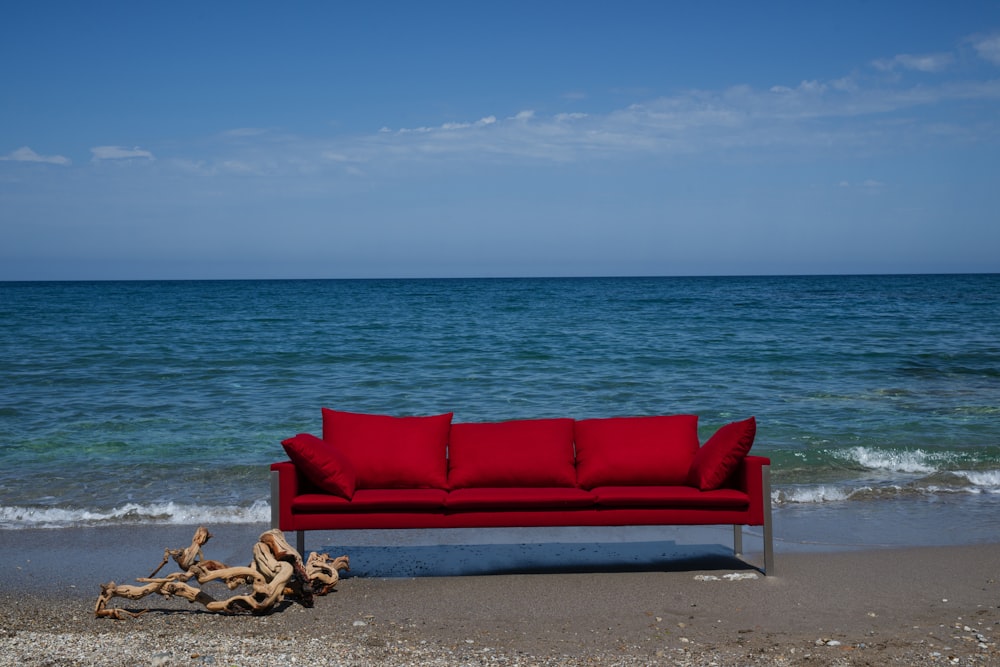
<box><xmin>0</xmin><ymin>524</ymin><xmax>997</xmax><ymax>665</ymax></box>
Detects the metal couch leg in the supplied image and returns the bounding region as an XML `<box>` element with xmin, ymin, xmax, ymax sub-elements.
<box><xmin>297</xmin><ymin>530</ymin><xmax>305</xmax><ymax>556</ymax></box>
<box><xmin>762</xmin><ymin>464</ymin><xmax>774</xmax><ymax>575</ymax></box>
<box><xmin>269</xmin><ymin>470</ymin><xmax>281</xmax><ymax>530</ymax></box>
<box><xmin>736</xmin><ymin>464</ymin><xmax>775</xmax><ymax>575</ymax></box>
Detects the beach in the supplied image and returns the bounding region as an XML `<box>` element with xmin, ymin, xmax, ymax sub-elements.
<box><xmin>3</xmin><ymin>276</ymin><xmax>999</xmax><ymax>664</ymax></box>
<box><xmin>1</xmin><ymin>524</ymin><xmax>997</xmax><ymax>666</ymax></box>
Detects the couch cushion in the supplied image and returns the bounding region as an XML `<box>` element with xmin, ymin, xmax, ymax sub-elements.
<box><xmin>321</xmin><ymin>409</ymin><xmax>452</xmax><ymax>489</ymax></box>
<box><xmin>444</xmin><ymin>487</ymin><xmax>596</xmax><ymax>510</ymax></box>
<box><xmin>447</xmin><ymin>418</ymin><xmax>576</xmax><ymax>488</ymax></box>
<box><xmin>281</xmin><ymin>433</ymin><xmax>356</xmax><ymax>499</ymax></box>
<box><xmin>574</xmin><ymin>415</ymin><xmax>700</xmax><ymax>489</ymax></box>
<box><xmin>686</xmin><ymin>416</ymin><xmax>757</xmax><ymax>490</ymax></box>
<box><xmin>292</xmin><ymin>488</ymin><xmax>448</xmax><ymax>513</ymax></box>
<box><xmin>592</xmin><ymin>485</ymin><xmax>749</xmax><ymax>508</ymax></box>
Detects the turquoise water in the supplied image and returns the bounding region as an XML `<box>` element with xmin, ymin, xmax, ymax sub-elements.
<box><xmin>1</xmin><ymin>275</ymin><xmax>998</xmax><ymax>545</ymax></box>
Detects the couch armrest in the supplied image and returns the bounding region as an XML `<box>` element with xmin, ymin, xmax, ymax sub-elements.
<box><xmin>735</xmin><ymin>455</ymin><xmax>771</xmax><ymax>525</ymax></box>
<box><xmin>270</xmin><ymin>461</ymin><xmax>300</xmax><ymax>531</ymax></box>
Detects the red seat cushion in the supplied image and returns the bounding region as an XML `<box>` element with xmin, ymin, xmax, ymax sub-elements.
<box><xmin>592</xmin><ymin>485</ymin><xmax>749</xmax><ymax>508</ymax></box>
<box><xmin>281</xmin><ymin>433</ymin><xmax>356</xmax><ymax>499</ymax></box>
<box><xmin>444</xmin><ymin>487</ymin><xmax>596</xmax><ymax>510</ymax></box>
<box><xmin>321</xmin><ymin>409</ymin><xmax>451</xmax><ymax>489</ymax></box>
<box><xmin>574</xmin><ymin>415</ymin><xmax>700</xmax><ymax>489</ymax></box>
<box><xmin>686</xmin><ymin>417</ymin><xmax>757</xmax><ymax>490</ymax></box>
<box><xmin>293</xmin><ymin>488</ymin><xmax>448</xmax><ymax>513</ymax></box>
<box><xmin>448</xmin><ymin>418</ymin><xmax>576</xmax><ymax>488</ymax></box>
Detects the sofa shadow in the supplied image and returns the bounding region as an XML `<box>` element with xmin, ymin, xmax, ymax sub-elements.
<box><xmin>327</xmin><ymin>541</ymin><xmax>759</xmax><ymax>578</ymax></box>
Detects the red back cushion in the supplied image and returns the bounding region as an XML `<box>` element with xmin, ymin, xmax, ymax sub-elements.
<box><xmin>686</xmin><ymin>416</ymin><xmax>756</xmax><ymax>490</ymax></box>
<box><xmin>448</xmin><ymin>418</ymin><xmax>576</xmax><ymax>488</ymax></box>
<box><xmin>281</xmin><ymin>433</ymin><xmax>357</xmax><ymax>499</ymax></box>
<box><xmin>574</xmin><ymin>415</ymin><xmax>700</xmax><ymax>489</ymax></box>
<box><xmin>321</xmin><ymin>408</ymin><xmax>452</xmax><ymax>489</ymax></box>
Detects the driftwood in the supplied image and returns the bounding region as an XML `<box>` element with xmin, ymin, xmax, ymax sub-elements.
<box><xmin>95</xmin><ymin>526</ymin><xmax>349</xmax><ymax>619</ymax></box>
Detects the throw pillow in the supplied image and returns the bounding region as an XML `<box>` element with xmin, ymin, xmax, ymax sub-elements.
<box><xmin>448</xmin><ymin>418</ymin><xmax>577</xmax><ymax>488</ymax></box>
<box><xmin>574</xmin><ymin>415</ymin><xmax>700</xmax><ymax>488</ymax></box>
<box><xmin>281</xmin><ymin>433</ymin><xmax>357</xmax><ymax>499</ymax></box>
<box><xmin>321</xmin><ymin>408</ymin><xmax>452</xmax><ymax>489</ymax></box>
<box><xmin>685</xmin><ymin>416</ymin><xmax>757</xmax><ymax>490</ymax></box>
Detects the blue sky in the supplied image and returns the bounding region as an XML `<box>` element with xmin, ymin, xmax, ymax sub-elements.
<box><xmin>2</xmin><ymin>1</ymin><xmax>999</xmax><ymax>280</ymax></box>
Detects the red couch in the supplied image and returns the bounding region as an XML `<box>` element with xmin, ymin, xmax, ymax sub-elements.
<box><xmin>270</xmin><ymin>410</ymin><xmax>774</xmax><ymax>574</ymax></box>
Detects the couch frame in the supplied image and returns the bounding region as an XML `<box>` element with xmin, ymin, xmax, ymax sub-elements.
<box><xmin>270</xmin><ymin>459</ymin><xmax>774</xmax><ymax>575</ymax></box>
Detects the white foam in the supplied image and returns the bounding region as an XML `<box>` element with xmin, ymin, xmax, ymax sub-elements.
<box><xmin>775</xmin><ymin>476</ymin><xmax>1000</xmax><ymax>505</ymax></box>
<box><xmin>694</xmin><ymin>573</ymin><xmax>759</xmax><ymax>581</ymax></box>
<box><xmin>835</xmin><ymin>446</ymin><xmax>938</xmax><ymax>474</ymax></box>
<box><xmin>956</xmin><ymin>470</ymin><xmax>1000</xmax><ymax>488</ymax></box>
<box><xmin>0</xmin><ymin>499</ymin><xmax>271</xmax><ymax>529</ymax></box>
<box><xmin>774</xmin><ymin>485</ymin><xmax>856</xmax><ymax>504</ymax></box>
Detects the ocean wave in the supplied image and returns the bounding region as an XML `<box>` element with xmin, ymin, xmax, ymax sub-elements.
<box><xmin>0</xmin><ymin>500</ymin><xmax>270</xmax><ymax>529</ymax></box>
<box><xmin>832</xmin><ymin>446</ymin><xmax>941</xmax><ymax>474</ymax></box>
<box><xmin>958</xmin><ymin>470</ymin><xmax>1000</xmax><ymax>487</ymax></box>
<box><xmin>774</xmin><ymin>471</ymin><xmax>1000</xmax><ymax>505</ymax></box>
<box><xmin>773</xmin><ymin>485</ymin><xmax>855</xmax><ymax>504</ymax></box>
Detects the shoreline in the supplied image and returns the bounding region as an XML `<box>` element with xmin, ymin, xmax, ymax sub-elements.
<box><xmin>1</xmin><ymin>524</ymin><xmax>998</xmax><ymax>665</ymax></box>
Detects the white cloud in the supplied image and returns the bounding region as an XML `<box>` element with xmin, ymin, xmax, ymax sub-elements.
<box><xmin>872</xmin><ymin>52</ymin><xmax>954</xmax><ymax>73</ymax></box>
<box><xmin>0</xmin><ymin>146</ymin><xmax>71</xmax><ymax>165</ymax></box>
<box><xmin>797</xmin><ymin>79</ymin><xmax>828</xmax><ymax>93</ymax></box>
<box><xmin>238</xmin><ymin>72</ymin><xmax>1000</xmax><ymax>173</ymax></box>
<box><xmin>132</xmin><ymin>41</ymin><xmax>1000</xmax><ymax>181</ymax></box>
<box><xmin>90</xmin><ymin>145</ymin><xmax>155</xmax><ymax>161</ymax></box>
<box><xmin>830</xmin><ymin>77</ymin><xmax>860</xmax><ymax>93</ymax></box>
<box><xmin>383</xmin><ymin>115</ymin><xmax>496</xmax><ymax>135</ymax></box>
<box><xmin>972</xmin><ymin>33</ymin><xmax>1000</xmax><ymax>66</ymax></box>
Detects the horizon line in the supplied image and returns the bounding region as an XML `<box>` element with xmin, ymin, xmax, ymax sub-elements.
<box><xmin>2</xmin><ymin>271</ymin><xmax>997</xmax><ymax>284</ymax></box>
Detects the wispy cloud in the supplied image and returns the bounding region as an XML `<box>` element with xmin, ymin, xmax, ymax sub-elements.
<box><xmin>90</xmin><ymin>145</ymin><xmax>155</xmax><ymax>161</ymax></box>
<box><xmin>342</xmin><ymin>71</ymin><xmax>1000</xmax><ymax>167</ymax></box>
<box><xmin>971</xmin><ymin>33</ymin><xmax>1000</xmax><ymax>66</ymax></box>
<box><xmin>0</xmin><ymin>146</ymin><xmax>71</xmax><ymax>165</ymax></box>
<box><xmin>872</xmin><ymin>52</ymin><xmax>955</xmax><ymax>73</ymax></box>
<box><xmin>142</xmin><ymin>72</ymin><xmax>997</xmax><ymax>187</ymax></box>
<box><xmin>47</xmin><ymin>31</ymin><xmax>1000</xmax><ymax>185</ymax></box>
<box><xmin>383</xmin><ymin>115</ymin><xmax>498</xmax><ymax>134</ymax></box>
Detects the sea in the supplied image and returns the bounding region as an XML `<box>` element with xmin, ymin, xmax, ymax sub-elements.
<box><xmin>2</xmin><ymin>275</ymin><xmax>999</xmax><ymax>554</ymax></box>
